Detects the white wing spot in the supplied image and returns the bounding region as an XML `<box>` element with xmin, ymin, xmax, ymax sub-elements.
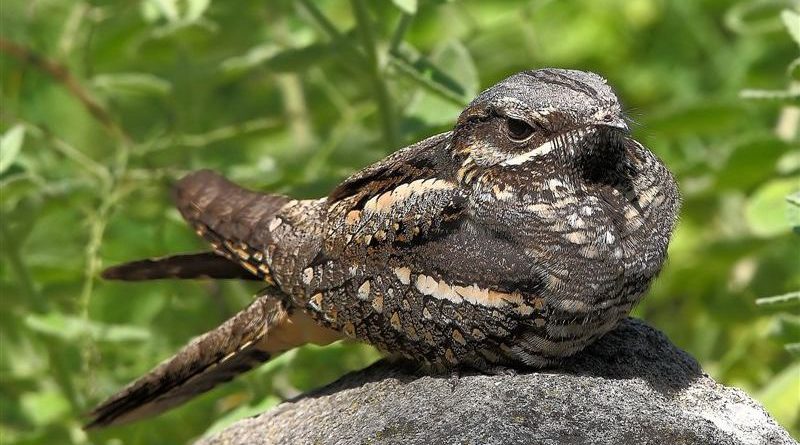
<box><xmin>357</xmin><ymin>280</ymin><xmax>371</xmax><ymax>300</ymax></box>
<box><xmin>394</xmin><ymin>267</ymin><xmax>411</xmax><ymax>285</ymax></box>
<box><xmin>268</xmin><ymin>218</ymin><xmax>282</xmax><ymax>232</ymax></box>
<box><xmin>302</xmin><ymin>267</ymin><xmax>314</xmax><ymax>285</ymax></box>
<box><xmin>415</xmin><ymin>274</ymin><xmax>438</xmax><ymax>295</ymax></box>
<box><xmin>565</xmin><ymin>231</ymin><xmax>588</xmax><ymax>244</ymax></box>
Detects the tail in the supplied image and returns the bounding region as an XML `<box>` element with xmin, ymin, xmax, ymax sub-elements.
<box><xmin>85</xmin><ymin>291</ymin><xmax>342</xmax><ymax>429</ymax></box>
<box><xmin>100</xmin><ymin>169</ymin><xmax>290</xmax><ymax>284</ymax></box>
<box><xmin>173</xmin><ymin>169</ymin><xmax>290</xmax><ymax>284</ymax></box>
<box><xmin>102</xmin><ymin>252</ymin><xmax>258</xmax><ymax>281</ymax></box>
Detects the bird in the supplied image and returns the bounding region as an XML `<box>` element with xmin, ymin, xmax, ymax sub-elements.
<box><xmin>85</xmin><ymin>68</ymin><xmax>680</xmax><ymax>429</ymax></box>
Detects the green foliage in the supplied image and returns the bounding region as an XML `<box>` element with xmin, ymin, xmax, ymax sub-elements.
<box><xmin>1</xmin><ymin>0</ymin><xmax>798</xmax><ymax>443</ymax></box>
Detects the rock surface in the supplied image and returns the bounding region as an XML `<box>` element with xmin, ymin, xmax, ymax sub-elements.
<box><xmin>197</xmin><ymin>318</ymin><xmax>796</xmax><ymax>445</ymax></box>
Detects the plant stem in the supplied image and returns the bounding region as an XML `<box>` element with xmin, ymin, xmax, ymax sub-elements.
<box><xmin>0</xmin><ymin>220</ymin><xmax>81</xmax><ymax>410</ymax></box>
<box><xmin>389</xmin><ymin>13</ymin><xmax>414</xmax><ymax>55</ymax></box>
<box><xmin>0</xmin><ymin>37</ymin><xmax>131</xmax><ymax>143</ymax></box>
<box><xmin>351</xmin><ymin>0</ymin><xmax>399</xmax><ymax>148</ymax></box>
<box><xmin>145</xmin><ymin>118</ymin><xmax>280</xmax><ymax>153</ymax></box>
<box><xmin>389</xmin><ymin>54</ymin><xmax>467</xmax><ymax>106</ymax></box>
<box><xmin>296</xmin><ymin>0</ymin><xmax>343</xmax><ymax>40</ymax></box>
<box><xmin>0</xmin><ymin>222</ymin><xmax>42</xmax><ymax>311</ymax></box>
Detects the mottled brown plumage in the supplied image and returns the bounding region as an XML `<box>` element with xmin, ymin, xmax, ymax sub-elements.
<box><xmin>86</xmin><ymin>68</ymin><xmax>680</xmax><ymax>428</ymax></box>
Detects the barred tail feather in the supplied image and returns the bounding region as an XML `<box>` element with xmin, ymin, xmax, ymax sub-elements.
<box><xmin>173</xmin><ymin>170</ymin><xmax>289</xmax><ymax>284</ymax></box>
<box><xmin>85</xmin><ymin>292</ymin><xmax>288</xmax><ymax>429</ymax></box>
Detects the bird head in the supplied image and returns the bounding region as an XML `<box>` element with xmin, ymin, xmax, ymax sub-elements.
<box><xmin>450</xmin><ymin>68</ymin><xmax>632</xmax><ymax>188</ymax></box>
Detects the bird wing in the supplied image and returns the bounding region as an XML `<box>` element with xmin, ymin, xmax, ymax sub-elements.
<box><xmin>320</xmin><ymin>132</ymin><xmax>465</xmax><ymax>260</ymax></box>
<box><xmin>298</xmin><ymin>132</ymin><xmax>548</xmax><ymax>369</ymax></box>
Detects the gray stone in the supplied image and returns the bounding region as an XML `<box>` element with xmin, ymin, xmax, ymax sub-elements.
<box><xmin>197</xmin><ymin>318</ymin><xmax>796</xmax><ymax>445</ymax></box>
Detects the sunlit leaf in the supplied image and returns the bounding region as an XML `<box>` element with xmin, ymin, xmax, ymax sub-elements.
<box><xmin>221</xmin><ymin>44</ymin><xmax>279</xmax><ymax>74</ymax></box>
<box><xmin>186</xmin><ymin>0</ymin><xmax>211</xmax><ymax>22</ymax></box>
<box><xmin>92</xmin><ymin>73</ymin><xmax>172</xmax><ymax>97</ymax></box>
<box><xmin>787</xmin><ymin>191</ymin><xmax>800</xmax><ymax>207</ymax></box>
<box><xmin>221</xmin><ymin>42</ymin><xmax>341</xmax><ymax>76</ymax></box>
<box><xmin>725</xmin><ymin>1</ymin><xmax>789</xmax><ymax>35</ymax></box>
<box><xmin>406</xmin><ymin>39</ymin><xmax>477</xmax><ymax>126</ymax></box>
<box><xmin>0</xmin><ymin>124</ymin><xmax>25</xmax><ymax>174</ymax></box>
<box><xmin>147</xmin><ymin>0</ymin><xmax>179</xmax><ymax>22</ymax></box>
<box><xmin>745</xmin><ymin>177</ymin><xmax>800</xmax><ymax>237</ymax></box>
<box><xmin>392</xmin><ymin>0</ymin><xmax>417</xmax><ymax>15</ymax></box>
<box><xmin>25</xmin><ymin>313</ymin><xmax>151</xmax><ymax>343</ymax></box>
<box><xmin>20</xmin><ymin>390</ymin><xmax>71</xmax><ymax>426</ymax></box>
<box><xmin>756</xmin><ymin>362</ymin><xmax>800</xmax><ymax>432</ymax></box>
<box><xmin>781</xmin><ymin>9</ymin><xmax>800</xmax><ymax>47</ymax></box>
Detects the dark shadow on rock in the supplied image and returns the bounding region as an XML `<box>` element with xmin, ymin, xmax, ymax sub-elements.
<box><xmin>292</xmin><ymin>317</ymin><xmax>703</xmax><ymax>404</ymax></box>
<box><xmin>557</xmin><ymin>317</ymin><xmax>704</xmax><ymax>394</ymax></box>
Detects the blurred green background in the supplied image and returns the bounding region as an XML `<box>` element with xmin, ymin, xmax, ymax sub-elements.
<box><xmin>1</xmin><ymin>0</ymin><xmax>799</xmax><ymax>443</ymax></box>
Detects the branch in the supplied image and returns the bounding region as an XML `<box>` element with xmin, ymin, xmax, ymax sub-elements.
<box><xmin>351</xmin><ymin>0</ymin><xmax>399</xmax><ymax>148</ymax></box>
<box><xmin>0</xmin><ymin>37</ymin><xmax>131</xmax><ymax>143</ymax></box>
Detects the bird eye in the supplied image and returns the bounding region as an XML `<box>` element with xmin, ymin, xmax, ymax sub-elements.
<box><xmin>504</xmin><ymin>118</ymin><xmax>535</xmax><ymax>142</ymax></box>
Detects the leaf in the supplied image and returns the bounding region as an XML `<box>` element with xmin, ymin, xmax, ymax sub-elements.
<box><xmin>390</xmin><ymin>53</ymin><xmax>468</xmax><ymax>105</ymax></box>
<box><xmin>20</xmin><ymin>390</ymin><xmax>71</xmax><ymax>426</ymax></box>
<box><xmin>773</xmin><ymin>314</ymin><xmax>800</xmax><ymax>345</ymax></box>
<box><xmin>787</xmin><ymin>191</ymin><xmax>800</xmax><ymax>207</ymax></box>
<box><xmin>0</xmin><ymin>125</ymin><xmax>25</xmax><ymax>174</ymax></box>
<box><xmin>745</xmin><ymin>177</ymin><xmax>800</xmax><ymax>237</ymax></box>
<box><xmin>724</xmin><ymin>1</ymin><xmax>791</xmax><ymax>36</ymax></box>
<box><xmin>25</xmin><ymin>312</ymin><xmax>151</xmax><ymax>343</ymax></box>
<box><xmin>406</xmin><ymin>39</ymin><xmax>478</xmax><ymax>126</ymax></box>
<box><xmin>781</xmin><ymin>9</ymin><xmax>800</xmax><ymax>47</ymax></box>
<box><xmin>789</xmin><ymin>57</ymin><xmax>800</xmax><ymax>80</ymax></box>
<box><xmin>254</xmin><ymin>348</ymin><xmax>296</xmax><ymax>376</ymax></box>
<box><xmin>645</xmin><ymin>102</ymin><xmax>745</xmax><ymax>136</ymax></box>
<box><xmin>756</xmin><ymin>362</ymin><xmax>800</xmax><ymax>431</ymax></box>
<box><xmin>392</xmin><ymin>0</ymin><xmax>417</xmax><ymax>15</ymax></box>
<box><xmin>221</xmin><ymin>44</ymin><xmax>280</xmax><ymax>74</ymax></box>
<box><xmin>430</xmin><ymin>40</ymin><xmax>479</xmax><ymax>99</ymax></box>
<box><xmin>92</xmin><ymin>73</ymin><xmax>172</xmax><ymax>97</ymax></box>
<box><xmin>716</xmin><ymin>137</ymin><xmax>791</xmax><ymax>191</ymax></box>
<box><xmin>24</xmin><ymin>313</ymin><xmax>87</xmax><ymax>341</ymax></box>
<box><xmin>186</xmin><ymin>0</ymin><xmax>211</xmax><ymax>22</ymax></box>
<box><xmin>221</xmin><ymin>42</ymin><xmax>339</xmax><ymax>76</ymax></box>
<box><xmin>147</xmin><ymin>0</ymin><xmax>179</xmax><ymax>22</ymax></box>
<box><xmin>101</xmin><ymin>324</ymin><xmax>154</xmax><ymax>342</ymax></box>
